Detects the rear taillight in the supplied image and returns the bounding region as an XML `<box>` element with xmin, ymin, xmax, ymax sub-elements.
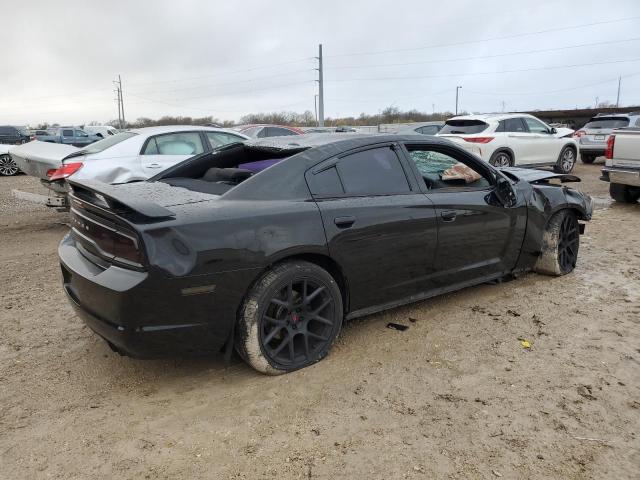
<box><xmin>463</xmin><ymin>137</ymin><xmax>494</xmax><ymax>144</ymax></box>
<box><xmin>573</xmin><ymin>130</ymin><xmax>586</xmax><ymax>138</ymax></box>
<box><xmin>46</xmin><ymin>162</ymin><xmax>83</xmax><ymax>181</ymax></box>
<box><xmin>605</xmin><ymin>135</ymin><xmax>615</xmax><ymax>159</ymax></box>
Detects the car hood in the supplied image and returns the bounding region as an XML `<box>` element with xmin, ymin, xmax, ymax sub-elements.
<box><xmin>500</xmin><ymin>167</ymin><xmax>580</xmax><ymax>184</ymax></box>
<box><xmin>9</xmin><ymin>141</ymin><xmax>80</xmax><ymax>179</ymax></box>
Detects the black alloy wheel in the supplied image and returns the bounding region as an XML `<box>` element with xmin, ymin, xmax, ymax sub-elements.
<box><xmin>557</xmin><ymin>213</ymin><xmax>579</xmax><ymax>273</ymax></box>
<box><xmin>261</xmin><ymin>277</ymin><xmax>336</xmax><ymax>367</ymax></box>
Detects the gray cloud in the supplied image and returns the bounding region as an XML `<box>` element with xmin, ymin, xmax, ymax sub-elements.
<box><xmin>2</xmin><ymin>0</ymin><xmax>640</xmax><ymax>125</ymax></box>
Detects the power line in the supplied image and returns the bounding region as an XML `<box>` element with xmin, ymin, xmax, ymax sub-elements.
<box><xmin>326</xmin><ymin>37</ymin><xmax>640</xmax><ymax>71</ymax></box>
<box><xmin>325</xmin><ymin>58</ymin><xmax>640</xmax><ymax>83</ymax></box>
<box><xmin>464</xmin><ymin>73</ymin><xmax>640</xmax><ymax>97</ymax></box>
<box><xmin>127</xmin><ymin>68</ymin><xmax>315</xmax><ymax>96</ymax></box>
<box><xmin>326</xmin><ymin>16</ymin><xmax>640</xmax><ymax>59</ymax></box>
<box><xmin>125</xmin><ymin>57</ymin><xmax>315</xmax><ymax>87</ymax></box>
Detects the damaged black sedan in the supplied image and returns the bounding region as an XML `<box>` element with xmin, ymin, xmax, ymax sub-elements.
<box><xmin>59</xmin><ymin>134</ymin><xmax>592</xmax><ymax>374</ymax></box>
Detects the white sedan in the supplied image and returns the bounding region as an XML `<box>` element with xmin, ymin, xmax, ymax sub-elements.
<box><xmin>11</xmin><ymin>125</ymin><xmax>248</xmax><ymax>205</ymax></box>
<box><xmin>437</xmin><ymin>113</ymin><xmax>578</xmax><ymax>173</ymax></box>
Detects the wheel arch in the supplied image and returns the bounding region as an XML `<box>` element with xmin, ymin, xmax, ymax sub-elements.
<box><xmin>490</xmin><ymin>147</ymin><xmax>515</xmax><ymax>164</ymax></box>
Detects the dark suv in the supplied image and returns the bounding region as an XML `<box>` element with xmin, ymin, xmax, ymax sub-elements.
<box><xmin>0</xmin><ymin>126</ymin><xmax>31</xmax><ymax>145</ymax></box>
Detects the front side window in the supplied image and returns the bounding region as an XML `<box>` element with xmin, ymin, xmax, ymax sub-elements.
<box><xmin>337</xmin><ymin>147</ymin><xmax>410</xmax><ymax>195</ymax></box>
<box><xmin>74</xmin><ymin>130</ymin><xmax>88</xmax><ymax>137</ymax></box>
<box><xmin>142</xmin><ymin>132</ymin><xmax>205</xmax><ymax>155</ymax></box>
<box><xmin>406</xmin><ymin>148</ymin><xmax>490</xmax><ymax>190</ymax></box>
<box><xmin>205</xmin><ymin>131</ymin><xmax>245</xmax><ymax>147</ymax></box>
<box><xmin>523</xmin><ymin>117</ymin><xmax>550</xmax><ymax>134</ymax></box>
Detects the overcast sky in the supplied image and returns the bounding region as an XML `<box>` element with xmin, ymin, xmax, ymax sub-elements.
<box><xmin>2</xmin><ymin>0</ymin><xmax>640</xmax><ymax>125</ymax></box>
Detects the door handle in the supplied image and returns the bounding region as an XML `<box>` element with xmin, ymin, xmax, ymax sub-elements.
<box><xmin>441</xmin><ymin>210</ymin><xmax>457</xmax><ymax>222</ymax></box>
<box><xmin>334</xmin><ymin>216</ymin><xmax>355</xmax><ymax>228</ymax></box>
<box><xmin>147</xmin><ymin>163</ymin><xmax>163</xmax><ymax>168</ymax></box>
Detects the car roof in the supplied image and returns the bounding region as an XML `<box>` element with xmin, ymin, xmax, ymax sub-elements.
<box><xmin>128</xmin><ymin>125</ymin><xmax>246</xmax><ymax>135</ymax></box>
<box><xmin>447</xmin><ymin>112</ymin><xmax>540</xmax><ymax>123</ymax></box>
<box><xmin>242</xmin><ymin>132</ymin><xmax>452</xmax><ymax>152</ymax></box>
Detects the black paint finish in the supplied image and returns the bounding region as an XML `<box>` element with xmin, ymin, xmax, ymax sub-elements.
<box><xmin>60</xmin><ymin>134</ymin><xmax>592</xmax><ymax>357</ymax></box>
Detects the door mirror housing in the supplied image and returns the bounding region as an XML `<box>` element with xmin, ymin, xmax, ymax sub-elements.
<box><xmin>550</xmin><ymin>127</ymin><xmax>557</xmax><ymax>134</ymax></box>
<box><xmin>495</xmin><ymin>175</ymin><xmax>517</xmax><ymax>207</ymax></box>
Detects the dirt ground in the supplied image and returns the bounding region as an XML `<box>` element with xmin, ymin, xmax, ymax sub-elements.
<box><xmin>0</xmin><ymin>161</ymin><xmax>638</xmax><ymax>479</ymax></box>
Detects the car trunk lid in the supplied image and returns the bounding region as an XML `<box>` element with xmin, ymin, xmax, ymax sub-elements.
<box><xmin>9</xmin><ymin>141</ymin><xmax>80</xmax><ymax>179</ymax></box>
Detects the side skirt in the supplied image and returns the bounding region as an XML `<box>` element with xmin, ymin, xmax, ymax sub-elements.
<box><xmin>345</xmin><ymin>272</ymin><xmax>506</xmax><ymax>321</ymax></box>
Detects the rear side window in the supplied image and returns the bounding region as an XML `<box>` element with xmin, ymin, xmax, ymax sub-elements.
<box><xmin>205</xmin><ymin>131</ymin><xmax>245</xmax><ymax>147</ymax></box>
<box><xmin>418</xmin><ymin>125</ymin><xmax>441</xmax><ymax>135</ymax></box>
<box><xmin>265</xmin><ymin>127</ymin><xmax>297</xmax><ymax>137</ymax></box>
<box><xmin>142</xmin><ymin>132</ymin><xmax>205</xmax><ymax>155</ymax></box>
<box><xmin>498</xmin><ymin>118</ymin><xmax>527</xmax><ymax>133</ymax></box>
<box><xmin>439</xmin><ymin>120</ymin><xmax>488</xmax><ymax>134</ymax></box>
<box><xmin>311</xmin><ymin>167</ymin><xmax>344</xmax><ymax>196</ymax></box>
<box><xmin>62</xmin><ymin>129</ymin><xmax>73</xmax><ymax>137</ymax></box>
<box><xmin>584</xmin><ymin>117</ymin><xmax>630</xmax><ymax>129</ymax></box>
<box><xmin>0</xmin><ymin>127</ymin><xmax>12</xmax><ymax>134</ymax></box>
<box><xmin>337</xmin><ymin>147</ymin><xmax>410</xmax><ymax>195</ymax></box>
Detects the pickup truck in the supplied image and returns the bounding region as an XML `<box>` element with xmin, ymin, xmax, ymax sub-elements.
<box><xmin>35</xmin><ymin>127</ymin><xmax>102</xmax><ymax>147</ymax></box>
<box><xmin>600</xmin><ymin>128</ymin><xmax>640</xmax><ymax>203</ymax></box>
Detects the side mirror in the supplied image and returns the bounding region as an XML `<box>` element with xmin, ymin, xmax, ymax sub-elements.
<box><xmin>495</xmin><ymin>176</ymin><xmax>517</xmax><ymax>207</ymax></box>
<box><xmin>550</xmin><ymin>127</ymin><xmax>557</xmax><ymax>134</ymax></box>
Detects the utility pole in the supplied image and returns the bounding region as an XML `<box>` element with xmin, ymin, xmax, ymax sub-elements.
<box><xmin>595</xmin><ymin>96</ymin><xmax>599</xmax><ymax>109</ymax></box>
<box><xmin>616</xmin><ymin>76</ymin><xmax>621</xmax><ymax>108</ymax></box>
<box><xmin>316</xmin><ymin>44</ymin><xmax>324</xmax><ymax>127</ymax></box>
<box><xmin>501</xmin><ymin>100</ymin><xmax>506</xmax><ymax>113</ymax></box>
<box><xmin>113</xmin><ymin>80</ymin><xmax>122</xmax><ymax>128</ymax></box>
<box><xmin>314</xmin><ymin>94</ymin><xmax>319</xmax><ymax>126</ymax></box>
<box><xmin>455</xmin><ymin>86</ymin><xmax>462</xmax><ymax>115</ymax></box>
<box><xmin>118</xmin><ymin>75</ymin><xmax>125</xmax><ymax>128</ymax></box>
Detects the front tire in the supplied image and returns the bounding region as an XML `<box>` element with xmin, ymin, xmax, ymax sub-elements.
<box><xmin>610</xmin><ymin>183</ymin><xmax>640</xmax><ymax>203</ymax></box>
<box><xmin>235</xmin><ymin>261</ymin><xmax>343</xmax><ymax>375</ymax></box>
<box><xmin>0</xmin><ymin>154</ymin><xmax>19</xmax><ymax>176</ymax></box>
<box><xmin>534</xmin><ymin>210</ymin><xmax>580</xmax><ymax>276</ymax></box>
<box><xmin>489</xmin><ymin>150</ymin><xmax>513</xmax><ymax>167</ymax></box>
<box><xmin>580</xmin><ymin>154</ymin><xmax>596</xmax><ymax>164</ymax></box>
<box><xmin>554</xmin><ymin>146</ymin><xmax>576</xmax><ymax>173</ymax></box>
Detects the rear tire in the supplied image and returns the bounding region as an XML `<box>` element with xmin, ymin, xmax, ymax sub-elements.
<box><xmin>0</xmin><ymin>154</ymin><xmax>19</xmax><ymax>176</ymax></box>
<box><xmin>580</xmin><ymin>154</ymin><xmax>596</xmax><ymax>164</ymax></box>
<box><xmin>554</xmin><ymin>146</ymin><xmax>577</xmax><ymax>173</ymax></box>
<box><xmin>610</xmin><ymin>183</ymin><xmax>640</xmax><ymax>203</ymax></box>
<box><xmin>235</xmin><ymin>261</ymin><xmax>343</xmax><ymax>375</ymax></box>
<box><xmin>534</xmin><ymin>210</ymin><xmax>580</xmax><ymax>276</ymax></box>
<box><xmin>489</xmin><ymin>150</ymin><xmax>513</xmax><ymax>167</ymax></box>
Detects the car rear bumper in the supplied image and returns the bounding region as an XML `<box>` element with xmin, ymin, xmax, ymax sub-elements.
<box><xmin>59</xmin><ymin>233</ymin><xmax>251</xmax><ymax>357</ymax></box>
<box><xmin>601</xmin><ymin>166</ymin><xmax>640</xmax><ymax>187</ymax></box>
<box><xmin>579</xmin><ymin>147</ymin><xmax>605</xmax><ymax>155</ymax></box>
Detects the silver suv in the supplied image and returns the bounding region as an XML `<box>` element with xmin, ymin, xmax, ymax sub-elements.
<box><xmin>575</xmin><ymin>112</ymin><xmax>640</xmax><ymax>163</ymax></box>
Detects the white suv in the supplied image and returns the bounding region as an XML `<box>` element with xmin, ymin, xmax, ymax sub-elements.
<box><xmin>437</xmin><ymin>113</ymin><xmax>578</xmax><ymax>173</ymax></box>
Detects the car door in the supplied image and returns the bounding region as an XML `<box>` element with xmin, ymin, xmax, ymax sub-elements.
<box><xmin>139</xmin><ymin>131</ymin><xmax>206</xmax><ymax>177</ymax></box>
<box><xmin>401</xmin><ymin>142</ymin><xmax>527</xmax><ymax>289</ymax></box>
<box><xmin>60</xmin><ymin>129</ymin><xmax>76</xmax><ymax>145</ymax></box>
<box><xmin>306</xmin><ymin>144</ymin><xmax>439</xmax><ymax>312</ymax></box>
<box><xmin>522</xmin><ymin>117</ymin><xmax>560</xmax><ymax>164</ymax></box>
<box><xmin>501</xmin><ymin>117</ymin><xmax>538</xmax><ymax>165</ymax></box>
<box><xmin>74</xmin><ymin>129</ymin><xmax>91</xmax><ymax>147</ymax></box>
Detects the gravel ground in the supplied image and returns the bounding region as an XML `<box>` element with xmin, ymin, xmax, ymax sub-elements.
<box><xmin>0</xmin><ymin>160</ymin><xmax>638</xmax><ymax>479</ymax></box>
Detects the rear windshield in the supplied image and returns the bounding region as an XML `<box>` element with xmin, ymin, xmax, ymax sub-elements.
<box><xmin>440</xmin><ymin>120</ymin><xmax>489</xmax><ymax>134</ymax></box>
<box><xmin>584</xmin><ymin>117</ymin><xmax>629</xmax><ymax>129</ymax></box>
<box><xmin>75</xmin><ymin>132</ymin><xmax>137</xmax><ymax>154</ymax></box>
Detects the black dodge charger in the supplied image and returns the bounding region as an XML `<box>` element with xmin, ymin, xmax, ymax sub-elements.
<box><xmin>60</xmin><ymin>134</ymin><xmax>592</xmax><ymax>374</ymax></box>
